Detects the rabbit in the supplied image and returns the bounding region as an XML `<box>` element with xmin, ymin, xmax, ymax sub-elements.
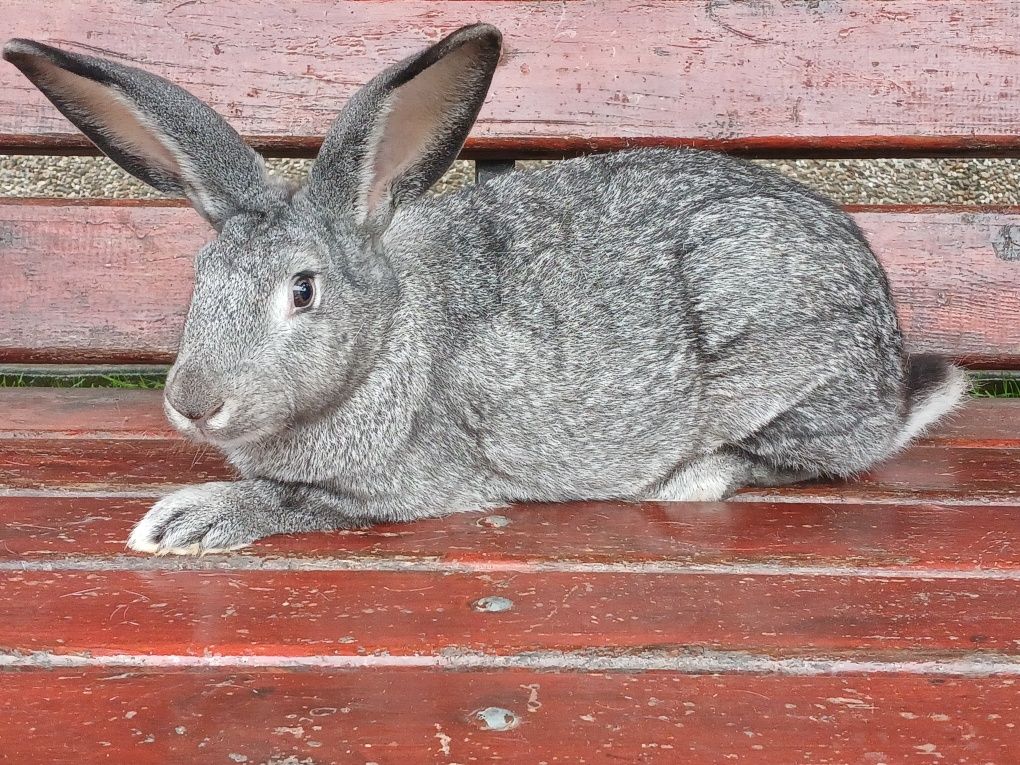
<box><xmin>4</xmin><ymin>24</ymin><xmax>968</xmax><ymax>555</ymax></box>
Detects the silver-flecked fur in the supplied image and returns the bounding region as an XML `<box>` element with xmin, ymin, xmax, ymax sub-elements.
<box><xmin>4</xmin><ymin>25</ymin><xmax>967</xmax><ymax>555</ymax></box>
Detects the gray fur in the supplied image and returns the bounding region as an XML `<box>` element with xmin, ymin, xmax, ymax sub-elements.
<box><xmin>4</xmin><ymin>26</ymin><xmax>967</xmax><ymax>555</ymax></box>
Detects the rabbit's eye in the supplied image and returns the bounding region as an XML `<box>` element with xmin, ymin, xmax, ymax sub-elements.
<box><xmin>291</xmin><ymin>274</ymin><xmax>315</xmax><ymax>310</ymax></box>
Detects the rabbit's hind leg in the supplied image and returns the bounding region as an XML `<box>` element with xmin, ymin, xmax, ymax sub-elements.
<box><xmin>648</xmin><ymin>449</ymin><xmax>816</xmax><ymax>502</ymax></box>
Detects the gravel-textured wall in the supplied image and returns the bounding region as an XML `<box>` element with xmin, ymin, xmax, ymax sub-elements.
<box><xmin>1</xmin><ymin>155</ymin><xmax>1018</xmax><ymax>204</ymax></box>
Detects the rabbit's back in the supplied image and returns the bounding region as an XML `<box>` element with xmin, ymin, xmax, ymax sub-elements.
<box><xmin>397</xmin><ymin>149</ymin><xmax>905</xmax><ymax>500</ymax></box>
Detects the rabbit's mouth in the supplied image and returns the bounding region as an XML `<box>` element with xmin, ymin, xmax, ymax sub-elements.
<box><xmin>164</xmin><ymin>396</ymin><xmax>280</xmax><ymax>449</ymax></box>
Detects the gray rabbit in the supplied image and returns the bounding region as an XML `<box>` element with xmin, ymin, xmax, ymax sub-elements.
<box><xmin>5</xmin><ymin>24</ymin><xmax>966</xmax><ymax>555</ymax></box>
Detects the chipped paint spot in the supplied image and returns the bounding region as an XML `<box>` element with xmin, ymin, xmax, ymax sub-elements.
<box><xmin>993</xmin><ymin>225</ymin><xmax>1020</xmax><ymax>261</ymax></box>
<box><xmin>228</xmin><ymin>755</ymin><xmax>249</xmax><ymax>764</ymax></box>
<box><xmin>522</xmin><ymin>683</ymin><xmax>542</xmax><ymax>711</ymax></box>
<box><xmin>434</xmin><ymin>723</ymin><xmax>452</xmax><ymax>755</ymax></box>
<box><xmin>471</xmin><ymin>596</ymin><xmax>514</xmax><ymax>613</ymax></box>
<box><xmin>472</xmin><ymin>707</ymin><xmax>520</xmax><ymax>731</ymax></box>
<box><xmin>826</xmin><ymin>697</ymin><xmax>876</xmax><ymax>709</ymax></box>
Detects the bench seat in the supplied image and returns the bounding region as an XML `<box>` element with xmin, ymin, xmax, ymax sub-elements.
<box><xmin>1</xmin><ymin>388</ymin><xmax>1019</xmax><ymax>761</ymax></box>
<box><xmin>3</xmin><ymin>0</ymin><xmax>1020</xmax><ymax>760</ymax></box>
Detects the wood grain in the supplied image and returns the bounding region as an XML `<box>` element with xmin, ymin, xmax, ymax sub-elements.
<box><xmin>2</xmin><ymin>392</ymin><xmax>1019</xmax><ymax>503</ymax></box>
<box><xmin>2</xmin><ymin>201</ymin><xmax>1020</xmax><ymax>365</ymax></box>
<box><xmin>4</xmin><ymin>568</ymin><xmax>1020</xmax><ymax>658</ymax></box>
<box><xmin>4</xmin><ymin>494</ymin><xmax>1020</xmax><ymax>572</ymax></box>
<box><xmin>2</xmin><ymin>669</ymin><xmax>1017</xmax><ymax>764</ymax></box>
<box><xmin>3</xmin><ymin>1</ymin><xmax>1020</xmax><ymax>157</ymax></box>
<box><xmin>4</xmin><ymin>388</ymin><xmax>1017</xmax><ymax>448</ymax></box>
<box><xmin>5</xmin><ymin>440</ymin><xmax>1018</xmax><ymax>503</ymax></box>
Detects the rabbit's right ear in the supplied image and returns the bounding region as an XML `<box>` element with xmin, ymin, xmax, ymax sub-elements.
<box><xmin>306</xmin><ymin>24</ymin><xmax>502</xmax><ymax>235</ymax></box>
<box><xmin>3</xmin><ymin>39</ymin><xmax>283</xmax><ymax>230</ymax></box>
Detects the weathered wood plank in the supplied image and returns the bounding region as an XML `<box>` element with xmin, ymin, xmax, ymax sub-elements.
<box><xmin>4</xmin><ymin>388</ymin><xmax>1016</xmax><ymax>448</ymax></box>
<box><xmin>2</xmin><ymin>387</ymin><xmax>1018</xmax><ymax>503</ymax></box>
<box><xmin>2</xmin><ymin>201</ymin><xmax>1020</xmax><ymax>365</ymax></box>
<box><xmin>3</xmin><ymin>440</ymin><xmax>1018</xmax><ymax>503</ymax></box>
<box><xmin>1</xmin><ymin>669</ymin><xmax>1018</xmax><ymax>763</ymax></box>
<box><xmin>5</xmin><ymin>495</ymin><xmax>1020</xmax><ymax>573</ymax></box>
<box><xmin>0</xmin><ymin>387</ymin><xmax>172</xmax><ymax>439</ymax></box>
<box><xmin>748</xmin><ymin>446</ymin><xmax>1020</xmax><ymax>505</ymax></box>
<box><xmin>3</xmin><ymin>569</ymin><xmax>1020</xmax><ymax>658</ymax></box>
<box><xmin>3</xmin><ymin>1</ymin><xmax>1020</xmax><ymax>157</ymax></box>
<box><xmin>0</xmin><ymin>439</ymin><xmax>234</xmax><ymax>490</ymax></box>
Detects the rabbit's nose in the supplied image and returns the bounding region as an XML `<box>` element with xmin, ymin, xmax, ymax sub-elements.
<box><xmin>165</xmin><ymin>367</ymin><xmax>225</xmax><ymax>425</ymax></box>
<box><xmin>171</xmin><ymin>399</ymin><xmax>224</xmax><ymax>424</ymax></box>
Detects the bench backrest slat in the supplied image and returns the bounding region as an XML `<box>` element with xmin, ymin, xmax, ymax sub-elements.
<box><xmin>2</xmin><ymin>1</ymin><xmax>1020</xmax><ymax>158</ymax></box>
<box><xmin>1</xmin><ymin>200</ymin><xmax>1018</xmax><ymax>367</ymax></box>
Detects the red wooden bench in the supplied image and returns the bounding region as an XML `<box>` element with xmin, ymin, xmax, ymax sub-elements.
<box><xmin>2</xmin><ymin>2</ymin><xmax>1020</xmax><ymax>761</ymax></box>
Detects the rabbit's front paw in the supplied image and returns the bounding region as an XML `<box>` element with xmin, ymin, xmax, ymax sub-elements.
<box><xmin>127</xmin><ymin>482</ymin><xmax>263</xmax><ymax>555</ymax></box>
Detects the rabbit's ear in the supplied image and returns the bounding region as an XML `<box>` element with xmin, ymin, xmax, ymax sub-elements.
<box><xmin>306</xmin><ymin>24</ymin><xmax>501</xmax><ymax>234</ymax></box>
<box><xmin>3</xmin><ymin>39</ymin><xmax>282</xmax><ymax>229</ymax></box>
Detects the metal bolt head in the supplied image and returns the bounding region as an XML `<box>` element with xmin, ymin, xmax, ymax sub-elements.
<box><xmin>477</xmin><ymin>514</ymin><xmax>511</xmax><ymax>528</ymax></box>
<box><xmin>471</xmin><ymin>595</ymin><xmax>514</xmax><ymax>613</ymax></box>
<box><xmin>472</xmin><ymin>707</ymin><xmax>520</xmax><ymax>731</ymax></box>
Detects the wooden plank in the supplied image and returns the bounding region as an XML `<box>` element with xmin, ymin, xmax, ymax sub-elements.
<box><xmin>2</xmin><ymin>200</ymin><xmax>1020</xmax><ymax>365</ymax></box>
<box><xmin>1</xmin><ymin>669</ymin><xmax>1016</xmax><ymax>764</ymax></box>
<box><xmin>932</xmin><ymin>398</ymin><xmax>1020</xmax><ymax>449</ymax></box>
<box><xmin>3</xmin><ymin>388</ymin><xmax>1017</xmax><ymax>447</ymax></box>
<box><xmin>0</xmin><ymin>387</ymin><xmax>173</xmax><ymax>438</ymax></box>
<box><xmin>3</xmin><ymin>1</ymin><xmax>1020</xmax><ymax>158</ymax></box>
<box><xmin>0</xmin><ymin>201</ymin><xmax>199</xmax><ymax>364</ymax></box>
<box><xmin>4</xmin><ymin>495</ymin><xmax>1020</xmax><ymax>572</ymax></box>
<box><xmin>4</xmin><ymin>439</ymin><xmax>1018</xmax><ymax>503</ymax></box>
<box><xmin>0</xmin><ymin>439</ymin><xmax>233</xmax><ymax>490</ymax></box>
<box><xmin>749</xmin><ymin>446</ymin><xmax>1020</xmax><ymax>505</ymax></box>
<box><xmin>3</xmin><ymin>568</ymin><xmax>1020</xmax><ymax>658</ymax></box>
<box><xmin>2</xmin><ymin>390</ymin><xmax>1018</xmax><ymax>503</ymax></box>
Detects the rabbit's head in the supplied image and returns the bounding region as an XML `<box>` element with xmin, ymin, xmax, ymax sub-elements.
<box><xmin>5</xmin><ymin>25</ymin><xmax>502</xmax><ymax>446</ymax></box>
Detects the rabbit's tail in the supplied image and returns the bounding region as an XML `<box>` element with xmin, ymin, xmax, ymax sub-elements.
<box><xmin>891</xmin><ymin>354</ymin><xmax>969</xmax><ymax>451</ymax></box>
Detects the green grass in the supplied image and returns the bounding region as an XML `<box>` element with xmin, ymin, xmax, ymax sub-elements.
<box><xmin>971</xmin><ymin>376</ymin><xmax>1020</xmax><ymax>398</ymax></box>
<box><xmin>0</xmin><ymin>373</ymin><xmax>165</xmax><ymax>389</ymax></box>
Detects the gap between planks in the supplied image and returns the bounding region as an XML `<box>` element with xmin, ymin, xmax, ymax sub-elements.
<box><xmin>3</xmin><ymin>555</ymin><xmax>1020</xmax><ymax>580</ymax></box>
<box><xmin>4</xmin><ymin>487</ymin><xmax>1020</xmax><ymax>506</ymax></box>
<box><xmin>3</xmin><ymin>648</ymin><xmax>1020</xmax><ymax>677</ymax></box>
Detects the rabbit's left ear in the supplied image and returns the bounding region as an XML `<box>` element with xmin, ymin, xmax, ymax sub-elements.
<box><xmin>306</xmin><ymin>24</ymin><xmax>502</xmax><ymax>235</ymax></box>
<box><xmin>3</xmin><ymin>39</ymin><xmax>283</xmax><ymax>230</ymax></box>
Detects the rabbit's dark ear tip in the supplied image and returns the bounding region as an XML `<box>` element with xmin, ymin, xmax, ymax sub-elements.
<box><xmin>458</xmin><ymin>23</ymin><xmax>503</xmax><ymax>48</ymax></box>
<box><xmin>3</xmin><ymin>38</ymin><xmax>44</xmax><ymax>65</ymax></box>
